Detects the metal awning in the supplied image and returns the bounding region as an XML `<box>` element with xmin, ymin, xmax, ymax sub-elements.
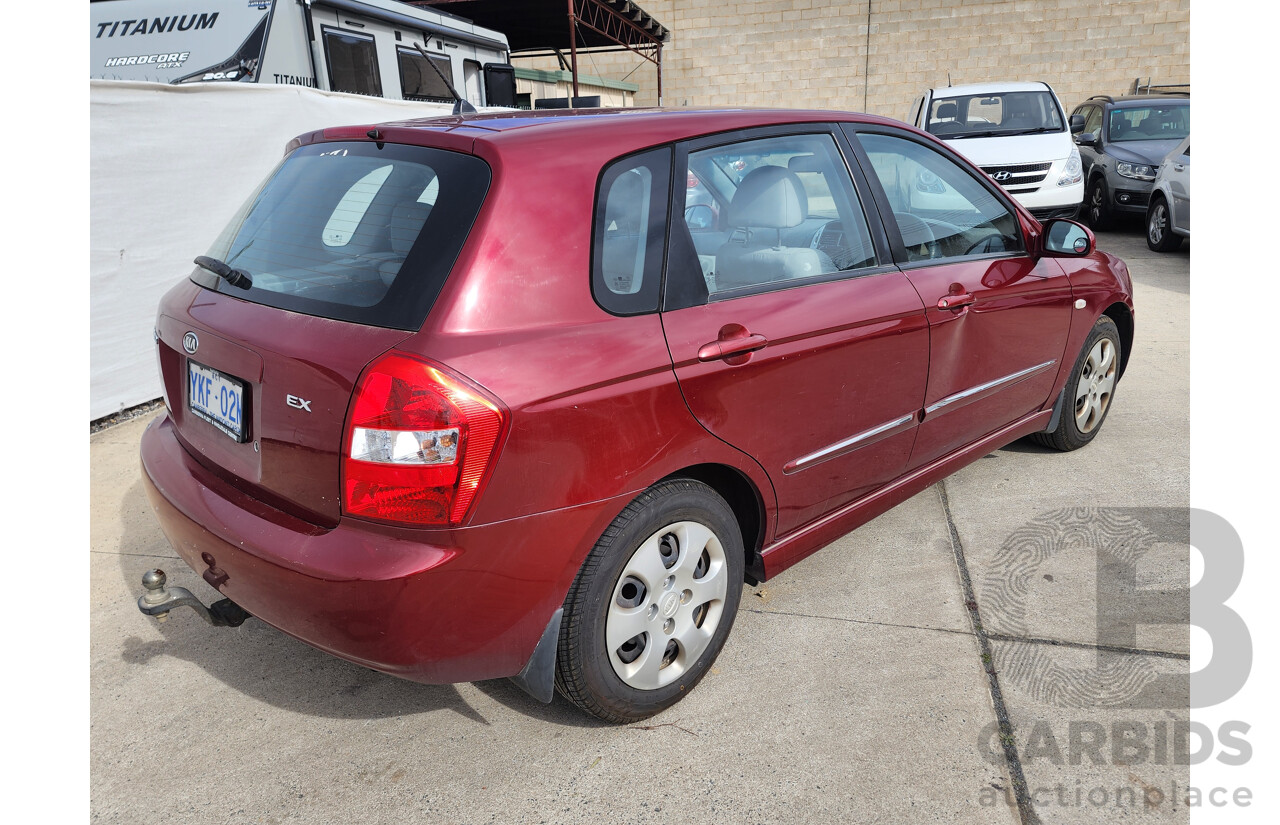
<box><xmin>411</xmin><ymin>1</ymin><xmax>669</xmax><ymax>103</ymax></box>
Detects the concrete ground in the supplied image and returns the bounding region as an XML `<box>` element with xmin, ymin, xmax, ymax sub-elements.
<box><xmin>90</xmin><ymin>229</ymin><xmax>1189</xmax><ymax>825</ymax></box>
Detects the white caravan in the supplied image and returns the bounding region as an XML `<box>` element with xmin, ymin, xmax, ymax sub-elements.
<box><xmin>90</xmin><ymin>0</ymin><xmax>515</xmax><ymax>107</ymax></box>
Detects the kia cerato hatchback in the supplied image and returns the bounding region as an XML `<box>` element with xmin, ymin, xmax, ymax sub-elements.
<box><xmin>137</xmin><ymin>108</ymin><xmax>1134</xmax><ymax>722</ymax></box>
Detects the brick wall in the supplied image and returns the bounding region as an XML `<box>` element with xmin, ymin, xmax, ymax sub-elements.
<box><xmin>570</xmin><ymin>0</ymin><xmax>1189</xmax><ymax>119</ymax></box>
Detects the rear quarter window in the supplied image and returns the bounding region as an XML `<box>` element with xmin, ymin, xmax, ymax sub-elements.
<box><xmin>591</xmin><ymin>147</ymin><xmax>672</xmax><ymax>315</ymax></box>
<box><xmin>196</xmin><ymin>142</ymin><xmax>490</xmax><ymax>330</ymax></box>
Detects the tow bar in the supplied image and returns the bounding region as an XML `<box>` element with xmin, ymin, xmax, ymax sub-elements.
<box><xmin>137</xmin><ymin>569</ymin><xmax>252</xmax><ymax>627</ymax></box>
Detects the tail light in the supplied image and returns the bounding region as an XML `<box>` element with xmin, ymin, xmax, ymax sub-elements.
<box><xmin>342</xmin><ymin>352</ymin><xmax>508</xmax><ymax>526</ymax></box>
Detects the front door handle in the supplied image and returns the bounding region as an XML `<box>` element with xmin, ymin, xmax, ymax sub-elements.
<box><xmin>698</xmin><ymin>333</ymin><xmax>769</xmax><ymax>362</ymax></box>
<box><xmin>938</xmin><ymin>292</ymin><xmax>975</xmax><ymax>310</ymax></box>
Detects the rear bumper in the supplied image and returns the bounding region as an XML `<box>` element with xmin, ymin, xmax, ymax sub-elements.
<box><xmin>141</xmin><ymin>414</ymin><xmax>629</xmax><ymax>684</ymax></box>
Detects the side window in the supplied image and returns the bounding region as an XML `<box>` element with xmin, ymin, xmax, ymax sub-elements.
<box><xmin>857</xmin><ymin>132</ymin><xmax>1023</xmax><ymax>263</ymax></box>
<box><xmin>1084</xmin><ymin>105</ymin><xmax>1103</xmax><ymax>136</ymax></box>
<box><xmin>418</xmin><ymin>176</ymin><xmax>439</xmax><ymax>206</ymax></box>
<box><xmin>323</xmin><ymin>165</ymin><xmax>393</xmax><ymax>247</ymax></box>
<box><xmin>591</xmin><ymin>148</ymin><xmax>671</xmax><ymax>315</ymax></box>
<box><xmin>681</xmin><ymin>132</ymin><xmax>877</xmax><ymax>297</ymax></box>
<box><xmin>398</xmin><ymin>48</ymin><xmax>454</xmax><ymax>103</ymax></box>
<box><xmin>323</xmin><ymin>29</ymin><xmax>382</xmax><ymax>97</ymax></box>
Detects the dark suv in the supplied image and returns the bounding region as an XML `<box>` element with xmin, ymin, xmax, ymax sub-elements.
<box><xmin>1069</xmin><ymin>94</ymin><xmax>1190</xmax><ymax>230</ymax></box>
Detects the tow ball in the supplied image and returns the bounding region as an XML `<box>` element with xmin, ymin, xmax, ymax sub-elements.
<box><xmin>137</xmin><ymin>569</ymin><xmax>252</xmax><ymax>627</ymax></box>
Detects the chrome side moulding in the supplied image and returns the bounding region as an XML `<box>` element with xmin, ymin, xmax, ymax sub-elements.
<box><xmin>924</xmin><ymin>360</ymin><xmax>1057</xmax><ymax>419</ymax></box>
<box><xmin>784</xmin><ymin>413</ymin><xmax>917</xmax><ymax>474</ymax></box>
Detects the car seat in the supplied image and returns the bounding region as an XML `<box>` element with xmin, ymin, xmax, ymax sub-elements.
<box><xmin>714</xmin><ymin>166</ymin><xmax>831</xmax><ymax>289</ymax></box>
<box><xmin>1001</xmin><ymin>95</ymin><xmax>1038</xmax><ymax>130</ymax></box>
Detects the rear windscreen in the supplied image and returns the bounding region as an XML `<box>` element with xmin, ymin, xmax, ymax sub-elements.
<box><xmin>195</xmin><ymin>141</ymin><xmax>491</xmax><ymax>330</ymax></box>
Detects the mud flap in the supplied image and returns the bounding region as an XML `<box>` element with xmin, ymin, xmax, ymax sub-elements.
<box><xmin>1043</xmin><ymin>388</ymin><xmax>1066</xmax><ymax>433</ymax></box>
<box><xmin>509</xmin><ymin>608</ymin><xmax>562</xmax><ymax>704</ymax></box>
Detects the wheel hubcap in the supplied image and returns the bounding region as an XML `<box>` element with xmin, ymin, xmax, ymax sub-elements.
<box><xmin>606</xmin><ymin>521</ymin><xmax>729</xmax><ymax>690</ymax></box>
<box><xmin>1074</xmin><ymin>338</ymin><xmax>1116</xmax><ymax>434</ymax></box>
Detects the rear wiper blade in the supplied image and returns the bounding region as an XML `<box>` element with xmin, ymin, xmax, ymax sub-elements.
<box><xmin>194</xmin><ymin>255</ymin><xmax>253</xmax><ymax>289</ymax></box>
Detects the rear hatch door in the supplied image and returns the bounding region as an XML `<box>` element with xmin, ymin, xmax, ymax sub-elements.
<box><xmin>155</xmin><ymin>139</ymin><xmax>491</xmax><ymax>525</ymax></box>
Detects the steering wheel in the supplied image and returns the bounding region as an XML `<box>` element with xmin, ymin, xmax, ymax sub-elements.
<box><xmin>893</xmin><ymin>213</ymin><xmax>938</xmax><ymax>260</ymax></box>
<box><xmin>964</xmin><ymin>233</ymin><xmax>1006</xmax><ymax>256</ymax></box>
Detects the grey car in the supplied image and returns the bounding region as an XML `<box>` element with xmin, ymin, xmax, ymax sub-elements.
<box><xmin>1146</xmin><ymin>136</ymin><xmax>1190</xmax><ymax>251</ymax></box>
<box><xmin>1069</xmin><ymin>94</ymin><xmax>1190</xmax><ymax>230</ymax></box>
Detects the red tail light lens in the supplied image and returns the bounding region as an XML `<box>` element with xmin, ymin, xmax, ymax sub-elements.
<box><xmin>342</xmin><ymin>353</ymin><xmax>507</xmax><ymax>526</ymax></box>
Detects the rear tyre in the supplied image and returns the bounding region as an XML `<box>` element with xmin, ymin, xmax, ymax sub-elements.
<box><xmin>1033</xmin><ymin>316</ymin><xmax>1121</xmax><ymax>452</ymax></box>
<box><xmin>1086</xmin><ymin>177</ymin><xmax>1113</xmax><ymax>231</ymax></box>
<box><xmin>554</xmin><ymin>479</ymin><xmax>744</xmax><ymax>723</ymax></box>
<box><xmin>1146</xmin><ymin>195</ymin><xmax>1180</xmax><ymax>252</ymax></box>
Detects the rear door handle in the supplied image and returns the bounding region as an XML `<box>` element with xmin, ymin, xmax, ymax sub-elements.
<box><xmin>698</xmin><ymin>333</ymin><xmax>769</xmax><ymax>362</ymax></box>
<box><xmin>937</xmin><ymin>292</ymin><xmax>975</xmax><ymax>310</ymax></box>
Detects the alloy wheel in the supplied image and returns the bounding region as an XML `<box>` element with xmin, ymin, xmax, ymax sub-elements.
<box><xmin>1074</xmin><ymin>338</ymin><xmax>1117</xmax><ymax>434</ymax></box>
<box><xmin>1148</xmin><ymin>202</ymin><xmax>1168</xmax><ymax>246</ymax></box>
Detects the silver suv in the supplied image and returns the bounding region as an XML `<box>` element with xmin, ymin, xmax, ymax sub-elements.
<box><xmin>1069</xmin><ymin>94</ymin><xmax>1190</xmax><ymax>230</ymax></box>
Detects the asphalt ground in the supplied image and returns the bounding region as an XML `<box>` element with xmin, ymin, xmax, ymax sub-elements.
<box><xmin>90</xmin><ymin>226</ymin><xmax>1189</xmax><ymax>824</ymax></box>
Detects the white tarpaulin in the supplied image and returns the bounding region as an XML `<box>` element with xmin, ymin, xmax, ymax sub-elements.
<box><xmin>90</xmin><ymin>79</ymin><xmax>460</xmax><ymax>420</ymax></box>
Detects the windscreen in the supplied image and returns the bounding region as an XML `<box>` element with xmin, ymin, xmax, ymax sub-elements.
<box><xmin>1106</xmin><ymin>104</ymin><xmax>1190</xmax><ymax>142</ymax></box>
<box><xmin>924</xmin><ymin>91</ymin><xmax>1065</xmax><ymax>138</ymax></box>
<box><xmin>196</xmin><ymin>142</ymin><xmax>491</xmax><ymax>329</ymax></box>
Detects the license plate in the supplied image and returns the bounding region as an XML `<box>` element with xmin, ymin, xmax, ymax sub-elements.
<box><xmin>187</xmin><ymin>360</ymin><xmax>248</xmax><ymax>442</ymax></box>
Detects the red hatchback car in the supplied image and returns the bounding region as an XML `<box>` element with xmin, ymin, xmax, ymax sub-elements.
<box><xmin>138</xmin><ymin>108</ymin><xmax>1133</xmax><ymax>722</ymax></box>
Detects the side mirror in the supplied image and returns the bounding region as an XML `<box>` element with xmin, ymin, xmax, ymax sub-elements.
<box><xmin>1042</xmin><ymin>219</ymin><xmax>1094</xmax><ymax>257</ymax></box>
<box><xmin>684</xmin><ymin>204</ymin><xmax>715</xmax><ymax>231</ymax></box>
<box><xmin>1069</xmin><ymin>113</ymin><xmax>1086</xmax><ymax>133</ymax></box>
<box><xmin>1074</xmin><ymin>131</ymin><xmax>1096</xmax><ymax>146</ymax></box>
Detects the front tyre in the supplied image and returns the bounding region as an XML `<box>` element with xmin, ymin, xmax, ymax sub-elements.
<box><xmin>1086</xmin><ymin>177</ymin><xmax>1113</xmax><ymax>231</ymax></box>
<box><xmin>1033</xmin><ymin>316</ymin><xmax>1121</xmax><ymax>452</ymax></box>
<box><xmin>555</xmin><ymin>479</ymin><xmax>744</xmax><ymax>722</ymax></box>
<box><xmin>1146</xmin><ymin>195</ymin><xmax>1180</xmax><ymax>252</ymax></box>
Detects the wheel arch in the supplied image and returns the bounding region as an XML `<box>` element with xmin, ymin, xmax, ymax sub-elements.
<box><xmin>1102</xmin><ymin>301</ymin><xmax>1134</xmax><ymax>378</ymax></box>
<box><xmin>661</xmin><ymin>463</ymin><xmax>767</xmax><ymax>585</ymax></box>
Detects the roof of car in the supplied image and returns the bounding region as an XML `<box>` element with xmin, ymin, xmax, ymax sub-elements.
<box><xmin>401</xmin><ymin>106</ymin><xmax>889</xmax><ymax>133</ymax></box>
<box><xmin>303</xmin><ymin>107</ymin><xmax>907</xmax><ymax>154</ymax></box>
<box><xmin>1090</xmin><ymin>94</ymin><xmax>1191</xmax><ymax>107</ymax></box>
<box><xmin>928</xmin><ymin>81</ymin><xmax>1051</xmax><ymax>97</ymax></box>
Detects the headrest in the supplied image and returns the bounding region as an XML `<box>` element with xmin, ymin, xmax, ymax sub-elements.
<box><xmin>727</xmin><ymin>166</ymin><xmax>808</xmax><ymax>229</ymax></box>
<box><xmin>1139</xmin><ymin>117</ymin><xmax>1164</xmax><ymax>135</ymax></box>
<box><xmin>935</xmin><ymin>101</ymin><xmax>958</xmax><ymax>120</ymax></box>
<box><xmin>389</xmin><ymin>201</ymin><xmax>431</xmax><ymax>255</ymax></box>
<box><xmin>787</xmin><ymin>153</ymin><xmax>825</xmax><ymax>173</ymax></box>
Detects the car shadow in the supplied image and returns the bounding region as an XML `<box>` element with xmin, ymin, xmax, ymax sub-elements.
<box><xmin>113</xmin><ymin>478</ymin><xmax>604</xmax><ymax>728</ymax></box>
<box><xmin>998</xmin><ymin>437</ymin><xmax>1059</xmax><ymax>455</ymax></box>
